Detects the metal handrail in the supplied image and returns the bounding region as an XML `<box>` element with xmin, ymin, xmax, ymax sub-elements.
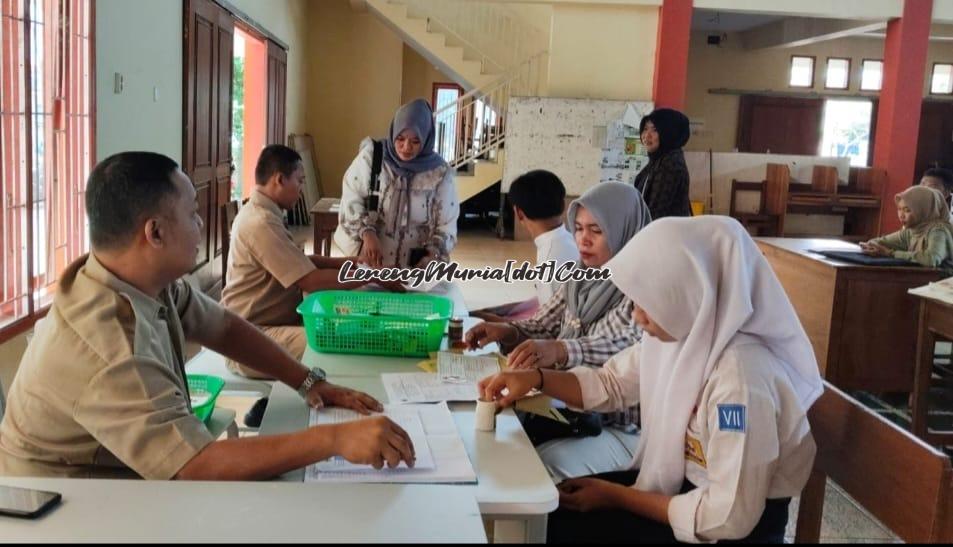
<box><xmin>432</xmin><ymin>52</ymin><xmax>545</xmax><ymax>168</ymax></box>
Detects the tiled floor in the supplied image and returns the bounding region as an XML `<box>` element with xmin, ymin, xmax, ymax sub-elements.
<box><xmin>282</xmin><ymin>223</ymin><xmax>902</xmax><ymax>543</ymax></box>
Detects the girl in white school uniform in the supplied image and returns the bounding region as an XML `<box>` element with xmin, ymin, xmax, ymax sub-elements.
<box><xmin>480</xmin><ymin>216</ymin><xmax>823</xmax><ymax>543</ymax></box>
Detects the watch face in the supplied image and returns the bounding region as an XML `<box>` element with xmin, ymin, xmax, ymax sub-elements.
<box><xmin>312</xmin><ymin>367</ymin><xmax>326</xmax><ymax>381</ymax></box>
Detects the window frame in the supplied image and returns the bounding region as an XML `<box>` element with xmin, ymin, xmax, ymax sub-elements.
<box><xmin>859</xmin><ymin>58</ymin><xmax>884</xmax><ymax>92</ymax></box>
<box><xmin>0</xmin><ymin>0</ymin><xmax>95</xmax><ymax>343</ymax></box>
<box><xmin>824</xmin><ymin>57</ymin><xmax>852</xmax><ymax>90</ymax></box>
<box><xmin>789</xmin><ymin>55</ymin><xmax>817</xmax><ymax>89</ymax></box>
<box><xmin>930</xmin><ymin>62</ymin><xmax>953</xmax><ymax>96</ymax></box>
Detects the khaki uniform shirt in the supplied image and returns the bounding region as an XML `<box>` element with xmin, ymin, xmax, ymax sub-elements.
<box><xmin>221</xmin><ymin>190</ymin><xmax>316</xmax><ymax>326</ymax></box>
<box><xmin>0</xmin><ymin>254</ymin><xmax>224</xmax><ymax>479</ymax></box>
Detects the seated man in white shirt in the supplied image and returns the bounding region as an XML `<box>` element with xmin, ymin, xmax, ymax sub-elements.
<box><xmin>920</xmin><ymin>167</ymin><xmax>953</xmax><ymax>223</ymax></box>
<box><xmin>472</xmin><ymin>170</ymin><xmax>580</xmax><ymax>322</ymax></box>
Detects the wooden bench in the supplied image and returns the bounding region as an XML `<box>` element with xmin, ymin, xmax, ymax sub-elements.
<box><xmin>795</xmin><ymin>382</ymin><xmax>953</xmax><ymax>542</ymax></box>
<box><xmin>728</xmin><ymin>180</ymin><xmax>781</xmax><ymax>236</ymax></box>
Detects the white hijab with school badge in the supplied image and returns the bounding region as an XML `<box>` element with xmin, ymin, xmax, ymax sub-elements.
<box><xmin>604</xmin><ymin>216</ymin><xmax>823</xmax><ymax>495</ymax></box>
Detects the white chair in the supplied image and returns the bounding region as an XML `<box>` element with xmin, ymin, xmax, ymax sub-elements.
<box><xmin>206</xmin><ymin>407</ymin><xmax>239</xmax><ymax>439</ymax></box>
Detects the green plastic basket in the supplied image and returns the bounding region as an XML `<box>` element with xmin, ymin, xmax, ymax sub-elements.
<box><xmin>186</xmin><ymin>374</ymin><xmax>225</xmax><ymax>424</ymax></box>
<box><xmin>297</xmin><ymin>291</ymin><xmax>454</xmax><ymax>357</ymax></box>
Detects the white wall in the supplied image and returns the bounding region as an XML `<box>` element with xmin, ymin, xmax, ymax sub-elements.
<box><xmin>546</xmin><ymin>3</ymin><xmax>658</xmax><ymax>100</ymax></box>
<box><xmin>95</xmin><ymin>0</ymin><xmax>309</xmax><ymax>164</ymax></box>
<box><xmin>95</xmin><ymin>0</ymin><xmax>182</xmax><ymax>162</ymax></box>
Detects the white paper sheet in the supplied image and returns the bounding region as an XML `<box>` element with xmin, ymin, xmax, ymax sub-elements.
<box><xmin>437</xmin><ymin>352</ymin><xmax>500</xmax><ymax>384</ymax></box>
<box><xmin>382</xmin><ymin>373</ymin><xmax>481</xmax><ymax>403</ymax></box>
<box><xmin>305</xmin><ymin>402</ymin><xmax>476</xmax><ymax>484</ymax></box>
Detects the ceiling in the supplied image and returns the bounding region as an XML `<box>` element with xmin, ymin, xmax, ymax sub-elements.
<box><xmin>691</xmin><ymin>9</ymin><xmax>786</xmax><ymax>33</ymax></box>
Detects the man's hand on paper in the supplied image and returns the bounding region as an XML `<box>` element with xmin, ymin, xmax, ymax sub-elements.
<box><xmin>314</xmin><ymin>382</ymin><xmax>383</xmax><ymax>415</ymax></box>
<box><xmin>331</xmin><ymin>416</ymin><xmax>416</xmax><ymax>470</ymax></box>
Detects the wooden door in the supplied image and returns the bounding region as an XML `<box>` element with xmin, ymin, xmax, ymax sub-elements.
<box><xmin>266</xmin><ymin>39</ymin><xmax>287</xmax><ymax>145</ymax></box>
<box><xmin>736</xmin><ymin>95</ymin><xmax>825</xmax><ymax>156</ymax></box>
<box><xmin>915</xmin><ymin>100</ymin><xmax>953</xmax><ymax>181</ymax></box>
<box><xmin>184</xmin><ymin>0</ymin><xmax>233</xmax><ymax>291</ymax></box>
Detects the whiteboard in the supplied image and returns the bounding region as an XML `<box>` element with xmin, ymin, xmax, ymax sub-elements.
<box><xmin>503</xmin><ymin>96</ymin><xmax>654</xmax><ymax>196</ymax></box>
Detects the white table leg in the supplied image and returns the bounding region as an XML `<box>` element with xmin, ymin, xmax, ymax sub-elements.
<box><xmin>492</xmin><ymin>515</ymin><xmax>547</xmax><ymax>543</ymax></box>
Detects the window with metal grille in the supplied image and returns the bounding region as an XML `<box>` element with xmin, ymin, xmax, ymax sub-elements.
<box><xmin>1</xmin><ymin>0</ymin><xmax>93</xmax><ymax>340</ymax></box>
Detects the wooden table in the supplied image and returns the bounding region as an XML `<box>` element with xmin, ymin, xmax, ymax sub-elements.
<box><xmin>756</xmin><ymin>238</ymin><xmax>943</xmax><ymax>392</ymax></box>
<box><xmin>912</xmin><ymin>291</ymin><xmax>953</xmax><ymax>445</ymax></box>
<box><xmin>310</xmin><ymin>197</ymin><xmax>340</xmax><ymax>256</ymax></box>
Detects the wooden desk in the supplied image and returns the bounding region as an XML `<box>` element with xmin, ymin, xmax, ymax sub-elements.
<box><xmin>310</xmin><ymin>197</ymin><xmax>340</xmax><ymax>256</ymax></box>
<box><xmin>912</xmin><ymin>292</ymin><xmax>953</xmax><ymax>445</ymax></box>
<box><xmin>756</xmin><ymin>238</ymin><xmax>943</xmax><ymax>392</ymax></box>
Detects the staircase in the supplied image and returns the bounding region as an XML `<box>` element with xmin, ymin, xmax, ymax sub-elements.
<box><xmin>364</xmin><ymin>0</ymin><xmax>548</xmax><ymax>204</ymax></box>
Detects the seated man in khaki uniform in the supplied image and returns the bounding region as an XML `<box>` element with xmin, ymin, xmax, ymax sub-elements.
<box><xmin>222</xmin><ymin>145</ymin><xmax>401</xmax><ymax>379</ymax></box>
<box><xmin>0</xmin><ymin>152</ymin><xmax>414</xmax><ymax>480</ymax></box>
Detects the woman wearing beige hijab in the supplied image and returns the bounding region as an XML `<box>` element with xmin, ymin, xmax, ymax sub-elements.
<box><xmin>861</xmin><ymin>185</ymin><xmax>953</xmax><ymax>275</ymax></box>
<box><xmin>480</xmin><ymin>216</ymin><xmax>823</xmax><ymax>543</ymax></box>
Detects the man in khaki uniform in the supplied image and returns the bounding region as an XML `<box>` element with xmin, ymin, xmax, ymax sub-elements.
<box><xmin>222</xmin><ymin>145</ymin><xmax>401</xmax><ymax>379</ymax></box>
<box><xmin>0</xmin><ymin>152</ymin><xmax>414</xmax><ymax>480</ymax></box>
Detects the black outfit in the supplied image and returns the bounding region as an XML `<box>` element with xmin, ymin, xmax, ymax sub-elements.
<box><xmin>547</xmin><ymin>470</ymin><xmax>790</xmax><ymax>544</ymax></box>
<box><xmin>633</xmin><ymin>108</ymin><xmax>693</xmax><ymax>220</ymax></box>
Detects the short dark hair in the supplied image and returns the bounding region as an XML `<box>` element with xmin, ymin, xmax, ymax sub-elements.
<box><xmin>923</xmin><ymin>167</ymin><xmax>953</xmax><ymax>193</ymax></box>
<box><xmin>509</xmin><ymin>170</ymin><xmax>566</xmax><ymax>220</ymax></box>
<box><xmin>255</xmin><ymin>144</ymin><xmax>302</xmax><ymax>185</ymax></box>
<box><xmin>86</xmin><ymin>152</ymin><xmax>181</xmax><ymax>250</ymax></box>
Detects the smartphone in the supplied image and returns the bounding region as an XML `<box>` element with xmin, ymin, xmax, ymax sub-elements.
<box><xmin>0</xmin><ymin>485</ymin><xmax>62</xmax><ymax>519</ymax></box>
<box><xmin>409</xmin><ymin>247</ymin><xmax>428</xmax><ymax>267</ymax></box>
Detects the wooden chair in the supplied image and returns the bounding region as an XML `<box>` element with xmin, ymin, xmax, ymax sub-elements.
<box><xmin>220</xmin><ymin>200</ymin><xmax>240</xmax><ymax>281</ymax></box>
<box><xmin>728</xmin><ymin>180</ymin><xmax>780</xmax><ymax>236</ymax></box>
<box><xmin>795</xmin><ymin>382</ymin><xmax>953</xmax><ymax>543</ymax></box>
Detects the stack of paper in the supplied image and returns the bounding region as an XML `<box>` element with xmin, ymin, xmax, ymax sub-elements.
<box><xmin>310</xmin><ymin>407</ymin><xmax>435</xmax><ymax>472</ymax></box>
<box><xmin>305</xmin><ymin>402</ymin><xmax>476</xmax><ymax>484</ymax></box>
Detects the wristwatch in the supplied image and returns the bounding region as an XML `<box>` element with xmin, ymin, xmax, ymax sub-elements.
<box><xmin>297</xmin><ymin>366</ymin><xmax>327</xmax><ymax>399</ymax></box>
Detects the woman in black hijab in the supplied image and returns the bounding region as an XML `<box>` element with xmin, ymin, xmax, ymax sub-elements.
<box><xmin>633</xmin><ymin>108</ymin><xmax>692</xmax><ymax>219</ymax></box>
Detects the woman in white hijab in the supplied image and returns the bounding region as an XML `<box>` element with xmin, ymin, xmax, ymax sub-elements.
<box><xmin>480</xmin><ymin>216</ymin><xmax>823</xmax><ymax>543</ymax></box>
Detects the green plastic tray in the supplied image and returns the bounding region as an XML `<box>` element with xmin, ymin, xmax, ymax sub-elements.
<box><xmin>186</xmin><ymin>374</ymin><xmax>225</xmax><ymax>424</ymax></box>
<box><xmin>297</xmin><ymin>290</ymin><xmax>454</xmax><ymax>357</ymax></box>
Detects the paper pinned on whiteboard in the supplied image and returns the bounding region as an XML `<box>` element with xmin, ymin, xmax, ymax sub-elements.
<box><xmin>622</xmin><ymin>103</ymin><xmax>643</xmax><ymax>128</ymax></box>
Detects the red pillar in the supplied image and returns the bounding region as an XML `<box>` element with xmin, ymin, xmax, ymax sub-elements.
<box><xmin>652</xmin><ymin>0</ymin><xmax>693</xmax><ymax>111</ymax></box>
<box><xmin>873</xmin><ymin>0</ymin><xmax>933</xmax><ymax>233</ymax></box>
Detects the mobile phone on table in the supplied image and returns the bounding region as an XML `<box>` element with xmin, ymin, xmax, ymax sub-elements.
<box><xmin>0</xmin><ymin>485</ymin><xmax>62</xmax><ymax>519</ymax></box>
<box><xmin>409</xmin><ymin>247</ymin><xmax>428</xmax><ymax>267</ymax></box>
